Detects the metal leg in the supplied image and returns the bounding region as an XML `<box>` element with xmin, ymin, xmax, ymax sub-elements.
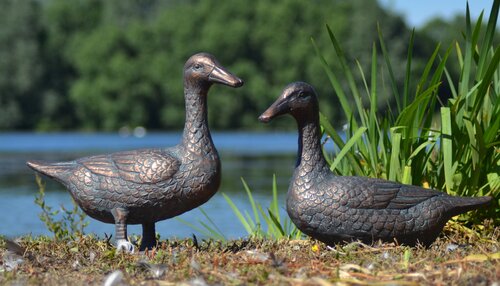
<box><xmin>111</xmin><ymin>207</ymin><xmax>134</xmax><ymax>253</ymax></box>
<box><xmin>140</xmin><ymin>222</ymin><xmax>157</xmax><ymax>251</ymax></box>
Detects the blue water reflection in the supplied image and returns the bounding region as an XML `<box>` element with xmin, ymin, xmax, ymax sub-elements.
<box><xmin>0</xmin><ymin>132</ymin><xmax>302</xmax><ymax>239</ymax></box>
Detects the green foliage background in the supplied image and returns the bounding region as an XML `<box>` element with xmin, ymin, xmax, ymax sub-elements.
<box><xmin>0</xmin><ymin>0</ymin><xmax>474</xmax><ymax>131</ymax></box>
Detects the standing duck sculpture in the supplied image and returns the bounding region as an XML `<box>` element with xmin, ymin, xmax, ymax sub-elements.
<box><xmin>27</xmin><ymin>53</ymin><xmax>243</xmax><ymax>252</ymax></box>
<box><xmin>259</xmin><ymin>82</ymin><xmax>492</xmax><ymax>246</ymax></box>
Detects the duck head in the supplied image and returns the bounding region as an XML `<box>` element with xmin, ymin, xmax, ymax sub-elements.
<box><xmin>184</xmin><ymin>53</ymin><xmax>244</xmax><ymax>89</ymax></box>
<box><xmin>259</xmin><ymin>82</ymin><xmax>318</xmax><ymax>123</ymax></box>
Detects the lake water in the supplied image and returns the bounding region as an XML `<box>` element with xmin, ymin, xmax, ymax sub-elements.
<box><xmin>0</xmin><ymin>132</ymin><xmax>300</xmax><ymax>240</ymax></box>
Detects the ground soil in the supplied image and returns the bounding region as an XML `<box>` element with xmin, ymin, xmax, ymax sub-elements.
<box><xmin>1</xmin><ymin>222</ymin><xmax>499</xmax><ymax>285</ymax></box>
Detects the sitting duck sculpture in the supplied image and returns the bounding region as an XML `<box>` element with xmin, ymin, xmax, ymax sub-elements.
<box><xmin>259</xmin><ymin>82</ymin><xmax>492</xmax><ymax>246</ymax></box>
<box><xmin>27</xmin><ymin>53</ymin><xmax>243</xmax><ymax>252</ymax></box>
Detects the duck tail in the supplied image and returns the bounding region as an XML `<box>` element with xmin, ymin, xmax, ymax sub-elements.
<box><xmin>26</xmin><ymin>160</ymin><xmax>75</xmax><ymax>179</ymax></box>
<box><xmin>448</xmin><ymin>195</ymin><xmax>493</xmax><ymax>216</ymax></box>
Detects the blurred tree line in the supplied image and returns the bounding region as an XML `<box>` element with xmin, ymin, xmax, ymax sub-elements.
<box><xmin>0</xmin><ymin>0</ymin><xmax>490</xmax><ymax>131</ymax></box>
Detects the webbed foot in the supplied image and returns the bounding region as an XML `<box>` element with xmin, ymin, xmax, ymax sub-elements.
<box><xmin>116</xmin><ymin>239</ymin><xmax>135</xmax><ymax>253</ymax></box>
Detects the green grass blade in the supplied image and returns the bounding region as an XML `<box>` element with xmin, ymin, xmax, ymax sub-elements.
<box><xmin>198</xmin><ymin>221</ymin><xmax>226</xmax><ymax>241</ymax></box>
<box><xmin>460</xmin><ymin>3</ymin><xmax>473</xmax><ymax>99</ymax></box>
<box><xmin>267</xmin><ymin>209</ymin><xmax>286</xmax><ymax>237</ymax></box>
<box><xmin>474</xmin><ymin>46</ymin><xmax>500</xmax><ymax>114</ymax></box>
<box><xmin>370</xmin><ymin>43</ymin><xmax>378</xmax><ymax>116</ymax></box>
<box><xmin>476</xmin><ymin>10</ymin><xmax>491</xmax><ymax>77</ymax></box>
<box><xmin>256</xmin><ymin>204</ymin><xmax>278</xmax><ymax>238</ymax></box>
<box><xmin>440</xmin><ymin>107</ymin><xmax>455</xmax><ymax>194</ymax></box>
<box><xmin>484</xmin><ymin>173</ymin><xmax>500</xmax><ymax>196</ymax></box>
<box><xmin>429</xmin><ymin>45</ymin><xmax>452</xmax><ymax>87</ymax></box>
<box><xmin>244</xmin><ymin>211</ymin><xmax>257</xmax><ymax>231</ymax></box>
<box><xmin>329</xmin><ymin>127</ymin><xmax>367</xmax><ymax>172</ymax></box>
<box><xmin>222</xmin><ymin>192</ymin><xmax>253</xmax><ymax>234</ymax></box>
<box><xmin>377</xmin><ymin>23</ymin><xmax>400</xmax><ymax>110</ymax></box>
<box><xmin>416</xmin><ymin>44</ymin><xmax>441</xmax><ymax>95</ymax></box>
<box><xmin>402</xmin><ymin>166</ymin><xmax>412</xmax><ymax>185</ymax></box>
<box><xmin>444</xmin><ymin>66</ymin><xmax>458</xmax><ymax>99</ymax></box>
<box><xmin>241</xmin><ymin>177</ymin><xmax>260</xmax><ymax>226</ymax></box>
<box><xmin>396</xmin><ymin>83</ymin><xmax>440</xmax><ymax>127</ymax></box>
<box><xmin>388</xmin><ymin>131</ymin><xmax>402</xmax><ymax>181</ymax></box>
<box><xmin>176</xmin><ymin>217</ymin><xmax>222</xmax><ymax>240</ymax></box>
<box><xmin>404</xmin><ymin>29</ymin><xmax>415</xmax><ymax>106</ymax></box>
<box><xmin>325</xmin><ymin>25</ymin><xmax>363</xmax><ymax>108</ymax></box>
<box><xmin>320</xmin><ymin>113</ymin><xmax>364</xmax><ymax>175</ymax></box>
<box><xmin>369</xmin><ymin>42</ymin><xmax>379</xmax><ymax>168</ymax></box>
<box><xmin>353</xmin><ymin>59</ymin><xmax>369</xmax><ymax>128</ymax></box>
<box><xmin>199</xmin><ymin>207</ymin><xmax>227</xmax><ymax>240</ymax></box>
<box><xmin>312</xmin><ymin>37</ymin><xmax>354</xmax><ymax>123</ymax></box>
<box><xmin>485</xmin><ymin>0</ymin><xmax>500</xmax><ymax>41</ymax></box>
<box><xmin>455</xmin><ymin>41</ymin><xmax>464</xmax><ymax>71</ymax></box>
<box><xmin>407</xmin><ymin>140</ymin><xmax>435</xmax><ymax>163</ymax></box>
<box><xmin>271</xmin><ymin>174</ymin><xmax>280</xmax><ymax>223</ymax></box>
<box><xmin>484</xmin><ymin>111</ymin><xmax>500</xmax><ymax>144</ymax></box>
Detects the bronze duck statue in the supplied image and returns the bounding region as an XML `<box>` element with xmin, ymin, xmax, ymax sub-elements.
<box><xmin>27</xmin><ymin>53</ymin><xmax>243</xmax><ymax>252</ymax></box>
<box><xmin>259</xmin><ymin>82</ymin><xmax>492</xmax><ymax>246</ymax></box>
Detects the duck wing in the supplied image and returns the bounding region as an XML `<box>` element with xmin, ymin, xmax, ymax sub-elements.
<box><xmin>369</xmin><ymin>181</ymin><xmax>442</xmax><ymax>209</ymax></box>
<box><xmin>337</xmin><ymin>177</ymin><xmax>443</xmax><ymax>210</ymax></box>
<box><xmin>79</xmin><ymin>149</ymin><xmax>181</xmax><ymax>184</ymax></box>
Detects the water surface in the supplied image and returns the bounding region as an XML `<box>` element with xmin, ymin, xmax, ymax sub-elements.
<box><xmin>0</xmin><ymin>132</ymin><xmax>298</xmax><ymax>239</ymax></box>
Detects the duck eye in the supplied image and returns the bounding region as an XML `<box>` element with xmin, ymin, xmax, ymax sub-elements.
<box><xmin>193</xmin><ymin>64</ymin><xmax>202</xmax><ymax>70</ymax></box>
<box><xmin>298</xmin><ymin>91</ymin><xmax>305</xmax><ymax>97</ymax></box>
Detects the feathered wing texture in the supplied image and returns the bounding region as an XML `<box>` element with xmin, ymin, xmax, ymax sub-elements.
<box><xmin>332</xmin><ymin>176</ymin><xmax>491</xmax><ymax>213</ymax></box>
<box><xmin>370</xmin><ymin>182</ymin><xmax>442</xmax><ymax>210</ymax></box>
<box><xmin>79</xmin><ymin>149</ymin><xmax>181</xmax><ymax>184</ymax></box>
<box><xmin>26</xmin><ymin>160</ymin><xmax>77</xmax><ymax>179</ymax></box>
<box><xmin>333</xmin><ymin>177</ymin><xmax>443</xmax><ymax>210</ymax></box>
<box><xmin>27</xmin><ymin>149</ymin><xmax>181</xmax><ymax>186</ymax></box>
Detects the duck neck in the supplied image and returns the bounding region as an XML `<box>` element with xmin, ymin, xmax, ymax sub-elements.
<box><xmin>181</xmin><ymin>85</ymin><xmax>216</xmax><ymax>156</ymax></box>
<box><xmin>295</xmin><ymin>113</ymin><xmax>329</xmax><ymax>174</ymax></box>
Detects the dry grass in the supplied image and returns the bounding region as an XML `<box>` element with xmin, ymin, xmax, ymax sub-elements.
<box><xmin>1</xmin><ymin>222</ymin><xmax>499</xmax><ymax>285</ymax></box>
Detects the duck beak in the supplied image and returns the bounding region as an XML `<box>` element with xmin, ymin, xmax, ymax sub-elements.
<box><xmin>209</xmin><ymin>65</ymin><xmax>244</xmax><ymax>87</ymax></box>
<box><xmin>259</xmin><ymin>99</ymin><xmax>288</xmax><ymax>123</ymax></box>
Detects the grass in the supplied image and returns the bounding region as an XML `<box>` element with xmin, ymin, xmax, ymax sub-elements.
<box><xmin>180</xmin><ymin>176</ymin><xmax>303</xmax><ymax>241</ymax></box>
<box><xmin>1</xmin><ymin>223</ymin><xmax>499</xmax><ymax>285</ymax></box>
<box><xmin>312</xmin><ymin>0</ymin><xmax>500</xmax><ymax>225</ymax></box>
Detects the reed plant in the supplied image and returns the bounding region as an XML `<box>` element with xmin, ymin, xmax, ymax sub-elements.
<box><xmin>222</xmin><ymin>176</ymin><xmax>302</xmax><ymax>240</ymax></box>
<box><xmin>180</xmin><ymin>175</ymin><xmax>302</xmax><ymax>240</ymax></box>
<box><xmin>312</xmin><ymin>1</ymin><xmax>499</xmax><ymax>224</ymax></box>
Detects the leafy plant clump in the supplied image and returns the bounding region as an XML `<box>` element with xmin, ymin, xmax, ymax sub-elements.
<box><xmin>314</xmin><ymin>1</ymin><xmax>500</xmax><ymax>224</ymax></box>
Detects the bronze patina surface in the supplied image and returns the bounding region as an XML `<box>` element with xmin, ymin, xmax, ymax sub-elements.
<box><xmin>27</xmin><ymin>53</ymin><xmax>243</xmax><ymax>251</ymax></box>
<box><xmin>259</xmin><ymin>81</ymin><xmax>491</xmax><ymax>246</ymax></box>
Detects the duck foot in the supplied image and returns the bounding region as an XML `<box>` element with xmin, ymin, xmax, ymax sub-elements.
<box><xmin>116</xmin><ymin>239</ymin><xmax>135</xmax><ymax>253</ymax></box>
<box><xmin>139</xmin><ymin>222</ymin><xmax>157</xmax><ymax>251</ymax></box>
